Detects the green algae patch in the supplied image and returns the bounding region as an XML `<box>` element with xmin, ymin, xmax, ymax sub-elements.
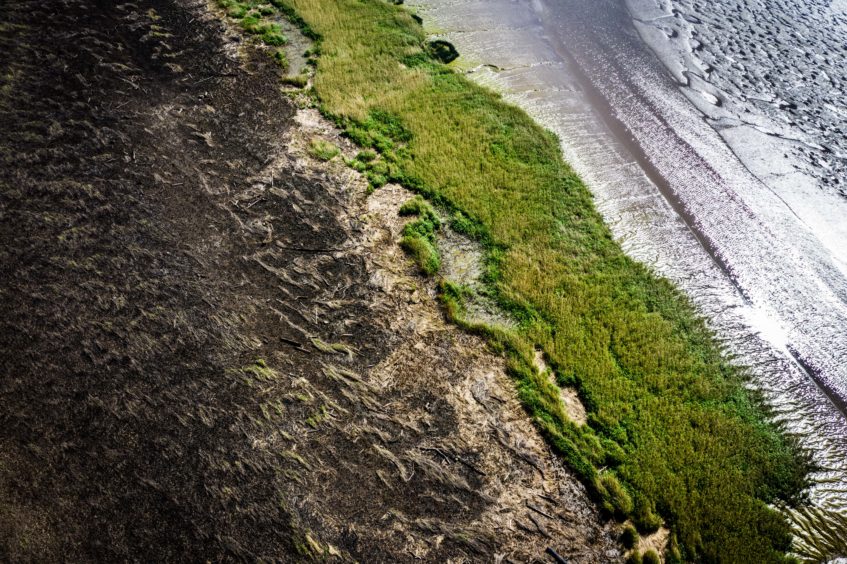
<box><xmin>237</xmin><ymin>0</ymin><xmax>811</xmax><ymax>561</ymax></box>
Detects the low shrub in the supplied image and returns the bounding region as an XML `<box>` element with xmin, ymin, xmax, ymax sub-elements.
<box><xmin>399</xmin><ymin>195</ymin><xmax>437</xmax><ymax>220</ymax></box>
<box><xmin>632</xmin><ymin>494</ymin><xmax>662</xmax><ymax>533</ymax></box>
<box><xmin>399</xmin><ymin>196</ymin><xmax>441</xmax><ymax>275</ymax></box>
<box><xmin>260</xmin><ymin>26</ymin><xmax>287</xmax><ymax>46</ymax></box>
<box><xmin>355</xmin><ymin>149</ymin><xmax>377</xmax><ymax>162</ymax></box>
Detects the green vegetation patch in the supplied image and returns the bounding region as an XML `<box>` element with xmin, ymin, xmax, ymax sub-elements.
<box><xmin>272</xmin><ymin>48</ymin><xmax>288</xmax><ymax>69</ymax></box>
<box><xmin>643</xmin><ymin>549</ymin><xmax>661</xmax><ymax>564</ymax></box>
<box><xmin>215</xmin><ymin>1</ymin><xmax>288</xmax><ymax>47</ymax></box>
<box><xmin>282</xmin><ymin>74</ymin><xmax>308</xmax><ymax>88</ymax></box>
<box><xmin>347</xmin><ymin>144</ymin><xmax>399</xmax><ymax>190</ymax></box>
<box><xmin>621</xmin><ymin>524</ymin><xmax>639</xmax><ymax>550</ymax></box>
<box><xmin>234</xmin><ymin>0</ymin><xmax>812</xmax><ymax>561</ymax></box>
<box><xmin>399</xmin><ymin>196</ymin><xmax>441</xmax><ymax>275</ymax></box>
<box><xmin>308</xmin><ymin>138</ymin><xmax>340</xmax><ymax>161</ymax></box>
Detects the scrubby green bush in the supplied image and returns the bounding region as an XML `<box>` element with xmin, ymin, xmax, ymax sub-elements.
<box><xmin>355</xmin><ymin>149</ymin><xmax>377</xmax><ymax>163</ymax></box>
<box><xmin>665</xmin><ymin>535</ymin><xmax>683</xmax><ymax>564</ymax></box>
<box><xmin>216</xmin><ymin>1</ymin><xmax>288</xmax><ymax>47</ymax></box>
<box><xmin>398</xmin><ymin>196</ymin><xmax>441</xmax><ymax>275</ymax></box>
<box><xmin>220</xmin><ymin>0</ymin><xmax>249</xmax><ymax>18</ymax></box>
<box><xmin>239</xmin><ymin>13</ymin><xmax>262</xmax><ymax>32</ymax></box>
<box><xmin>365</xmin><ymin>170</ymin><xmax>387</xmax><ymax>188</ymax></box>
<box><xmin>260</xmin><ymin>26</ymin><xmax>287</xmax><ymax>46</ymax></box>
<box><xmin>632</xmin><ymin>494</ymin><xmax>662</xmax><ymax>533</ymax></box>
<box><xmin>399</xmin><ymin>195</ymin><xmax>436</xmax><ymax>219</ymax></box>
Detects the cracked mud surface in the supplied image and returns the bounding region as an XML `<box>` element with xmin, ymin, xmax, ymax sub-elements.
<box><xmin>0</xmin><ymin>1</ymin><xmax>617</xmax><ymax>561</ymax></box>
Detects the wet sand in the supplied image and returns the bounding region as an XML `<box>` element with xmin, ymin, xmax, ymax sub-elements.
<box><xmin>408</xmin><ymin>0</ymin><xmax>847</xmax><ymax>510</ymax></box>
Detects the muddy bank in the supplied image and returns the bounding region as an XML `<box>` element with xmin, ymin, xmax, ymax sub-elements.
<box><xmin>0</xmin><ymin>0</ymin><xmax>617</xmax><ymax>560</ymax></box>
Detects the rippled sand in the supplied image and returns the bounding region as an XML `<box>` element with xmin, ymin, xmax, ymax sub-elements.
<box><xmin>409</xmin><ymin>0</ymin><xmax>847</xmax><ymax>510</ymax></box>
<box><xmin>628</xmin><ymin>0</ymin><xmax>847</xmax><ymax>196</ymax></box>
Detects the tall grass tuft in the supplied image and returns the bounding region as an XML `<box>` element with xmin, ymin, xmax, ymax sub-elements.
<box><xmin>399</xmin><ymin>196</ymin><xmax>441</xmax><ymax>275</ymax></box>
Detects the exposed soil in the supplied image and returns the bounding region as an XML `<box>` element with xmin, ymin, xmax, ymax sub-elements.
<box><xmin>0</xmin><ymin>1</ymin><xmax>618</xmax><ymax>561</ymax></box>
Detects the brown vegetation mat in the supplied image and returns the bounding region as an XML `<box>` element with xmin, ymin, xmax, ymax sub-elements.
<box><xmin>0</xmin><ymin>0</ymin><xmax>617</xmax><ymax>561</ymax></box>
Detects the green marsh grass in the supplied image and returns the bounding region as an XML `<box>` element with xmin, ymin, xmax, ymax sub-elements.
<box><xmin>399</xmin><ymin>195</ymin><xmax>441</xmax><ymax>275</ymax></box>
<box><xmin>307</xmin><ymin>138</ymin><xmax>340</xmax><ymax>161</ymax></box>
<box><xmin>621</xmin><ymin>523</ymin><xmax>639</xmax><ymax>550</ymax></box>
<box><xmin>222</xmin><ymin>0</ymin><xmax>812</xmax><ymax>561</ymax></box>
<box><xmin>643</xmin><ymin>549</ymin><xmax>662</xmax><ymax>564</ymax></box>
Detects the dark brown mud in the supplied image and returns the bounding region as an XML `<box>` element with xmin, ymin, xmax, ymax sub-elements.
<box><xmin>0</xmin><ymin>1</ymin><xmax>617</xmax><ymax>561</ymax></box>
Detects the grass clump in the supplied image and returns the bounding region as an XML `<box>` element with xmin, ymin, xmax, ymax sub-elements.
<box><xmin>400</xmin><ymin>235</ymin><xmax>439</xmax><ymax>275</ymax></box>
<box><xmin>311</xmin><ymin>337</ymin><xmax>354</xmax><ymax>358</ymax></box>
<box><xmin>282</xmin><ymin>74</ymin><xmax>308</xmax><ymax>88</ymax></box>
<box><xmin>399</xmin><ymin>194</ymin><xmax>435</xmax><ymax>217</ymax></box>
<box><xmin>272</xmin><ymin>49</ymin><xmax>288</xmax><ymax>69</ymax></box>
<box><xmin>598</xmin><ymin>472</ymin><xmax>634</xmax><ymax>520</ymax></box>
<box><xmin>625</xmin><ymin>551</ymin><xmax>643</xmax><ymax>564</ymax></box>
<box><xmin>259</xmin><ymin>25</ymin><xmax>287</xmax><ymax>46</ymax></box>
<box><xmin>621</xmin><ymin>524</ymin><xmax>639</xmax><ymax>550</ymax></box>
<box><xmin>305</xmin><ymin>404</ymin><xmax>328</xmax><ymax>428</ymax></box>
<box><xmin>215</xmin><ymin>1</ymin><xmax>288</xmax><ymax>47</ymax></box>
<box><xmin>238</xmin><ymin>0</ymin><xmax>812</xmax><ymax>561</ymax></box>
<box><xmin>242</xmin><ymin>359</ymin><xmax>279</xmax><ymax>382</ymax></box>
<box><xmin>399</xmin><ymin>196</ymin><xmax>440</xmax><ymax>275</ymax></box>
<box><xmin>665</xmin><ymin>536</ymin><xmax>684</xmax><ymax>564</ymax></box>
<box><xmin>642</xmin><ymin>550</ymin><xmax>661</xmax><ymax>564</ymax></box>
<box><xmin>348</xmin><ymin>149</ymin><xmax>395</xmax><ymax>189</ymax></box>
<box><xmin>308</xmin><ymin>138</ymin><xmax>339</xmax><ymax>161</ymax></box>
<box><xmin>631</xmin><ymin>494</ymin><xmax>663</xmax><ymax>533</ymax></box>
<box><xmin>355</xmin><ymin>149</ymin><xmax>377</xmax><ymax>162</ymax></box>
